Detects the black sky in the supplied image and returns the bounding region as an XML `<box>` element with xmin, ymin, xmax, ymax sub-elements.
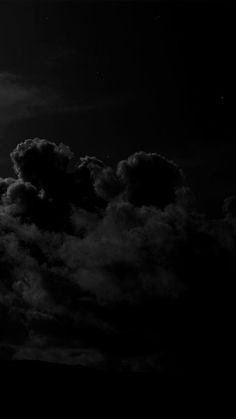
<box><xmin>0</xmin><ymin>1</ymin><xmax>235</xmax><ymax>215</ymax></box>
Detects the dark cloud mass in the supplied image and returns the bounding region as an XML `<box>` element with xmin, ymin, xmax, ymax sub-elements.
<box><xmin>11</xmin><ymin>138</ymin><xmax>73</xmax><ymax>192</ymax></box>
<box><xmin>0</xmin><ymin>138</ymin><xmax>234</xmax><ymax>372</ymax></box>
<box><xmin>117</xmin><ymin>152</ymin><xmax>184</xmax><ymax>208</ymax></box>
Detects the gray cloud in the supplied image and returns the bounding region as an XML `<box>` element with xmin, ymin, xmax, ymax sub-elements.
<box><xmin>0</xmin><ymin>137</ymin><xmax>234</xmax><ymax>371</ymax></box>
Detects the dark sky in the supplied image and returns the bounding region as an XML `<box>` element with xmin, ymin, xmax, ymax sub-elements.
<box><xmin>0</xmin><ymin>1</ymin><xmax>235</xmax><ymax>215</ymax></box>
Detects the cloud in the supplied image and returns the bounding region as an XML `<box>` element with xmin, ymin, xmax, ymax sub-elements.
<box><xmin>0</xmin><ymin>137</ymin><xmax>234</xmax><ymax>371</ymax></box>
<box><xmin>11</xmin><ymin>138</ymin><xmax>74</xmax><ymax>190</ymax></box>
<box><xmin>222</xmin><ymin>196</ymin><xmax>236</xmax><ymax>218</ymax></box>
<box><xmin>0</xmin><ymin>73</ymin><xmax>50</xmax><ymax>124</ymax></box>
<box><xmin>92</xmin><ymin>151</ymin><xmax>185</xmax><ymax>209</ymax></box>
<box><xmin>0</xmin><ymin>73</ymin><xmax>134</xmax><ymax>132</ymax></box>
<box><xmin>0</xmin><ymin>72</ymin><xmax>97</xmax><ymax>138</ymax></box>
<box><xmin>116</xmin><ymin>151</ymin><xmax>184</xmax><ymax>208</ymax></box>
<box><xmin>0</xmin><ymin>177</ymin><xmax>15</xmax><ymax>197</ymax></box>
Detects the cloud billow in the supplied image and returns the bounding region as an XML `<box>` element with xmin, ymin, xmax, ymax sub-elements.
<box><xmin>0</xmin><ymin>137</ymin><xmax>234</xmax><ymax>371</ymax></box>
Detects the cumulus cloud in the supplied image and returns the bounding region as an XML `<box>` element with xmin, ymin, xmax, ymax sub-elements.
<box><xmin>0</xmin><ymin>137</ymin><xmax>234</xmax><ymax>371</ymax></box>
<box><xmin>116</xmin><ymin>151</ymin><xmax>184</xmax><ymax>208</ymax></box>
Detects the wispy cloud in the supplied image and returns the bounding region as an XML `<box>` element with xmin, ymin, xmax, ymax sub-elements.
<box><xmin>0</xmin><ymin>72</ymin><xmax>80</xmax><ymax>122</ymax></box>
<box><xmin>0</xmin><ymin>72</ymin><xmax>132</xmax><ymax>129</ymax></box>
<box><xmin>0</xmin><ymin>73</ymin><xmax>45</xmax><ymax>121</ymax></box>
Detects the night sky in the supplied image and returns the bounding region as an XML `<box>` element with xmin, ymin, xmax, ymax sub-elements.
<box><xmin>0</xmin><ymin>1</ymin><xmax>235</xmax><ymax>216</ymax></box>
<box><xmin>0</xmin><ymin>1</ymin><xmax>234</xmax><ymax>375</ymax></box>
